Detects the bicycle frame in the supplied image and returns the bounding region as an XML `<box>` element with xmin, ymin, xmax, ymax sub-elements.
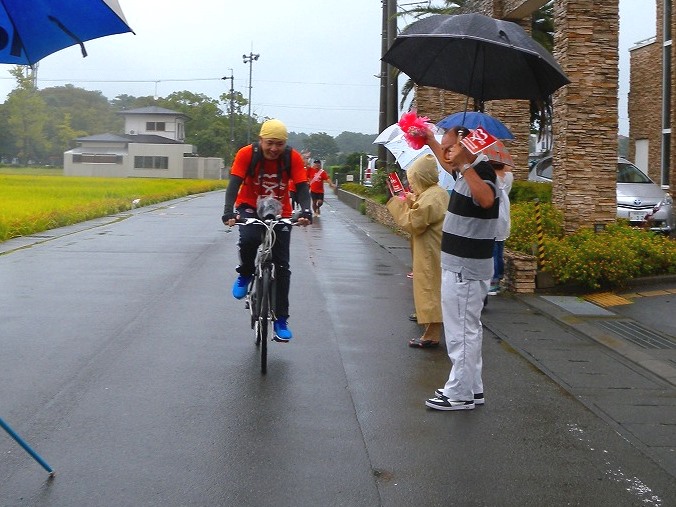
<box><xmin>237</xmin><ymin>216</ymin><xmax>295</xmax><ymax>374</ymax></box>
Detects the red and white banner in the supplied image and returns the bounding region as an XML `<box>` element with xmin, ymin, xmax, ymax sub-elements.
<box><xmin>460</xmin><ymin>127</ymin><xmax>498</xmax><ymax>155</ymax></box>
<box><xmin>388</xmin><ymin>172</ymin><xmax>405</xmax><ymax>194</ymax></box>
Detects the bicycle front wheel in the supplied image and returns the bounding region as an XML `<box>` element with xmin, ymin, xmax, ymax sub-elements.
<box><xmin>257</xmin><ymin>266</ymin><xmax>273</xmax><ymax>374</ymax></box>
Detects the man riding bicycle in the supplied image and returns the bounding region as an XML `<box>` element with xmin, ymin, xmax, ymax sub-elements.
<box><xmin>222</xmin><ymin>119</ymin><xmax>312</xmax><ymax>341</ymax></box>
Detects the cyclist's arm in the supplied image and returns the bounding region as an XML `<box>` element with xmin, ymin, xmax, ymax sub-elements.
<box><xmin>222</xmin><ymin>174</ymin><xmax>244</xmax><ymax>225</ymax></box>
<box><xmin>295</xmin><ymin>181</ymin><xmax>312</xmax><ymax>214</ymax></box>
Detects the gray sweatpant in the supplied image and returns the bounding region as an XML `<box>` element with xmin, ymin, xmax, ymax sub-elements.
<box><xmin>439</xmin><ymin>270</ymin><xmax>489</xmax><ymax>401</ymax></box>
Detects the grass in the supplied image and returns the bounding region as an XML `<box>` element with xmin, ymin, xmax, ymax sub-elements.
<box><xmin>0</xmin><ymin>168</ymin><xmax>228</xmax><ymax>242</ymax></box>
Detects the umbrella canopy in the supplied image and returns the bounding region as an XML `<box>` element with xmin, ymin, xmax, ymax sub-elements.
<box><xmin>481</xmin><ymin>139</ymin><xmax>514</xmax><ymax>167</ymax></box>
<box><xmin>382</xmin><ymin>13</ymin><xmax>569</xmax><ymax>102</ymax></box>
<box><xmin>373</xmin><ymin>123</ymin><xmax>403</xmax><ymax>145</ymax></box>
<box><xmin>0</xmin><ymin>0</ymin><xmax>134</xmax><ymax>65</ymax></box>
<box><xmin>437</xmin><ymin>111</ymin><xmax>514</xmax><ymax>139</ymax></box>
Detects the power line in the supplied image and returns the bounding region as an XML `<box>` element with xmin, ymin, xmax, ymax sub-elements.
<box><xmin>257</xmin><ymin>103</ymin><xmax>378</xmax><ymax>112</ymax></box>
<box><xmin>0</xmin><ymin>75</ymin><xmax>378</xmax><ymax>88</ymax></box>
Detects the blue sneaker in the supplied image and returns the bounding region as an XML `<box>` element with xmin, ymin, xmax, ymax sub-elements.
<box><xmin>273</xmin><ymin>317</ymin><xmax>293</xmax><ymax>342</ymax></box>
<box><xmin>232</xmin><ymin>275</ymin><xmax>252</xmax><ymax>300</ymax></box>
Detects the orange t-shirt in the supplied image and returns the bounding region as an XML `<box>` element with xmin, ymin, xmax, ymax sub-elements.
<box><xmin>231</xmin><ymin>145</ymin><xmax>307</xmax><ymax>218</ymax></box>
<box><xmin>307</xmin><ymin>166</ymin><xmax>329</xmax><ymax>193</ymax></box>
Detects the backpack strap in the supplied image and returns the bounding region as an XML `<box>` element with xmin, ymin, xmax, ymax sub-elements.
<box><xmin>247</xmin><ymin>142</ymin><xmax>261</xmax><ymax>177</ymax></box>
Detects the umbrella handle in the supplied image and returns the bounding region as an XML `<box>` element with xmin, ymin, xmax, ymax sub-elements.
<box><xmin>0</xmin><ymin>417</ymin><xmax>55</xmax><ymax>477</ymax></box>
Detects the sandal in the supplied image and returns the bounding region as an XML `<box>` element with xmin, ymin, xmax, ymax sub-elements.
<box><xmin>408</xmin><ymin>337</ymin><xmax>440</xmax><ymax>348</ymax></box>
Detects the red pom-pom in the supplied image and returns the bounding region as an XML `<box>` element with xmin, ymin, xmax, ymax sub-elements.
<box><xmin>398</xmin><ymin>111</ymin><xmax>431</xmax><ymax>150</ymax></box>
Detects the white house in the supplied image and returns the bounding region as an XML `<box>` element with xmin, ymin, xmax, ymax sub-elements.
<box><xmin>63</xmin><ymin>106</ymin><xmax>223</xmax><ymax>179</ymax></box>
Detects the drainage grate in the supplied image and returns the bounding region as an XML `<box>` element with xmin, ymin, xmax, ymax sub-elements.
<box><xmin>596</xmin><ymin>319</ymin><xmax>676</xmax><ymax>349</ymax></box>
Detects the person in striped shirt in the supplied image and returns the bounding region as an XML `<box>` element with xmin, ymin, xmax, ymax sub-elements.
<box><xmin>423</xmin><ymin>126</ymin><xmax>499</xmax><ymax>411</ymax></box>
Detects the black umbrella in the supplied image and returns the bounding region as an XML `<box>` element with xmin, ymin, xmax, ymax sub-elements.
<box><xmin>382</xmin><ymin>13</ymin><xmax>570</xmax><ymax>103</ymax></box>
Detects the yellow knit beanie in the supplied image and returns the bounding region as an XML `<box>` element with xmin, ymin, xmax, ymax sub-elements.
<box><xmin>259</xmin><ymin>119</ymin><xmax>288</xmax><ymax>140</ymax></box>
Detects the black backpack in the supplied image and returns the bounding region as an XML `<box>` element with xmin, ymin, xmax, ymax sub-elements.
<box><xmin>247</xmin><ymin>142</ymin><xmax>292</xmax><ymax>182</ymax></box>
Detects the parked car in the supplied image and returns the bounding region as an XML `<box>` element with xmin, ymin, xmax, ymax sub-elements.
<box><xmin>528</xmin><ymin>156</ymin><xmax>674</xmax><ymax>234</ymax></box>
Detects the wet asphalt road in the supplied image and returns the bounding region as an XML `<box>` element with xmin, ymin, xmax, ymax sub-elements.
<box><xmin>1</xmin><ymin>191</ymin><xmax>675</xmax><ymax>506</ymax></box>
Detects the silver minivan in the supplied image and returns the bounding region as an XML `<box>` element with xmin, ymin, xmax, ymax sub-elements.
<box><xmin>528</xmin><ymin>156</ymin><xmax>674</xmax><ymax>234</ymax></box>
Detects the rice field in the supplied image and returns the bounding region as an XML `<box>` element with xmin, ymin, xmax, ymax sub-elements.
<box><xmin>0</xmin><ymin>168</ymin><xmax>228</xmax><ymax>242</ymax></box>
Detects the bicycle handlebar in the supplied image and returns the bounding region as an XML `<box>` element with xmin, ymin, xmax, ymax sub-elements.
<box><xmin>234</xmin><ymin>216</ymin><xmax>298</xmax><ymax>226</ymax></box>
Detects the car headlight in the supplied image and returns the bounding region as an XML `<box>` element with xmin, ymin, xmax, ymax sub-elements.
<box><xmin>661</xmin><ymin>193</ymin><xmax>673</xmax><ymax>206</ymax></box>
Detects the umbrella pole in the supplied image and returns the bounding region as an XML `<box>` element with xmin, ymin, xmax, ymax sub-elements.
<box><xmin>0</xmin><ymin>416</ymin><xmax>55</xmax><ymax>477</ymax></box>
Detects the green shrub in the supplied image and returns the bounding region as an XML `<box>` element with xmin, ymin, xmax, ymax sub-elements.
<box><xmin>507</xmin><ymin>201</ymin><xmax>564</xmax><ymax>254</ymax></box>
<box><xmin>541</xmin><ymin>223</ymin><xmax>676</xmax><ymax>289</ymax></box>
<box><xmin>509</xmin><ymin>180</ymin><xmax>552</xmax><ymax>204</ymax></box>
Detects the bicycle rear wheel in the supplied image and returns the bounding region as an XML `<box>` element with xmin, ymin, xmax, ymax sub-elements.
<box><xmin>257</xmin><ymin>266</ymin><xmax>272</xmax><ymax>374</ymax></box>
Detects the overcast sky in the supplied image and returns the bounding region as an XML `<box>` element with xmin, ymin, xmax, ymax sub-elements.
<box><xmin>0</xmin><ymin>1</ymin><xmax>656</xmax><ymax>137</ymax></box>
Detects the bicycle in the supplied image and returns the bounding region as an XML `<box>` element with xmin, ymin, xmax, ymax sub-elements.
<box><xmin>235</xmin><ymin>215</ymin><xmax>297</xmax><ymax>375</ymax></box>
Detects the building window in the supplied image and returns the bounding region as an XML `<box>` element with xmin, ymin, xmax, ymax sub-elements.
<box><xmin>146</xmin><ymin>122</ymin><xmax>166</xmax><ymax>131</ymax></box>
<box><xmin>72</xmin><ymin>154</ymin><xmax>122</xmax><ymax>164</ymax></box>
<box><xmin>134</xmin><ymin>156</ymin><xmax>169</xmax><ymax>169</ymax></box>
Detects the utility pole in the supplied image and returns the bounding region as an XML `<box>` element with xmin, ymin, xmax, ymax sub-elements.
<box><xmin>221</xmin><ymin>69</ymin><xmax>236</xmax><ymax>161</ymax></box>
<box><xmin>387</xmin><ymin>0</ymin><xmax>398</xmax><ymax>133</ymax></box>
<box><xmin>378</xmin><ymin>0</ymin><xmax>389</xmax><ymax>166</ymax></box>
<box><xmin>242</xmin><ymin>51</ymin><xmax>260</xmax><ymax>144</ymax></box>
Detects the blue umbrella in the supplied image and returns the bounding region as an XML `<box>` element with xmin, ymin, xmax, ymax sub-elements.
<box><xmin>437</xmin><ymin>111</ymin><xmax>514</xmax><ymax>139</ymax></box>
<box><xmin>0</xmin><ymin>0</ymin><xmax>134</xmax><ymax>65</ymax></box>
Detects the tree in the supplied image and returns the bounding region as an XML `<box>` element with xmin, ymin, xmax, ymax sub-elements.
<box><xmin>160</xmin><ymin>91</ymin><xmax>228</xmax><ymax>158</ymax></box>
<box><xmin>287</xmin><ymin>132</ymin><xmax>309</xmax><ymax>152</ymax></box>
<box><xmin>40</xmin><ymin>85</ymin><xmax>122</xmax><ymax>162</ymax></box>
<box><xmin>41</xmin><ymin>84</ymin><xmax>121</xmax><ymax>134</ymax></box>
<box><xmin>302</xmin><ymin>132</ymin><xmax>339</xmax><ymax>160</ymax></box>
<box><xmin>218</xmin><ymin>89</ymin><xmax>253</xmax><ymax>162</ymax></box>
<box><xmin>334</xmin><ymin>131</ymin><xmax>378</xmax><ymax>155</ymax></box>
<box><xmin>5</xmin><ymin>66</ymin><xmax>49</xmax><ymax>164</ymax></box>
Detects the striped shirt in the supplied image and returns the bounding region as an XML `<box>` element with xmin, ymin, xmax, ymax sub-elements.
<box><xmin>441</xmin><ymin>161</ymin><xmax>499</xmax><ymax>280</ymax></box>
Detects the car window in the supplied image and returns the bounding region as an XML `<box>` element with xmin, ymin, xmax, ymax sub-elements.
<box><xmin>617</xmin><ymin>162</ymin><xmax>652</xmax><ymax>183</ymax></box>
<box><xmin>539</xmin><ymin>163</ymin><xmax>553</xmax><ymax>179</ymax></box>
<box><xmin>536</xmin><ymin>158</ymin><xmax>553</xmax><ymax>180</ymax></box>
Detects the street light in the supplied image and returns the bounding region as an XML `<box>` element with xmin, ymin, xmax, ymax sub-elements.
<box><xmin>242</xmin><ymin>51</ymin><xmax>260</xmax><ymax>143</ymax></box>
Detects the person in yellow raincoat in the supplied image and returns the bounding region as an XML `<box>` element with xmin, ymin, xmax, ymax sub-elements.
<box><xmin>386</xmin><ymin>154</ymin><xmax>450</xmax><ymax>348</ymax></box>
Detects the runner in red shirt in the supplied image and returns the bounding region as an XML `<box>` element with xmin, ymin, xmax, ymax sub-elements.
<box><xmin>306</xmin><ymin>159</ymin><xmax>336</xmax><ymax>217</ymax></box>
<box><xmin>222</xmin><ymin>119</ymin><xmax>312</xmax><ymax>340</ymax></box>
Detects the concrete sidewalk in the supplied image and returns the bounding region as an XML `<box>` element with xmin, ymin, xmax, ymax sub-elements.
<box><xmin>324</xmin><ymin>191</ymin><xmax>676</xmax><ymax>479</ymax></box>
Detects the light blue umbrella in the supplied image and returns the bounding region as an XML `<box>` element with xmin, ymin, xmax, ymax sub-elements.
<box><xmin>0</xmin><ymin>0</ymin><xmax>134</xmax><ymax>65</ymax></box>
<box><xmin>437</xmin><ymin>111</ymin><xmax>514</xmax><ymax>139</ymax></box>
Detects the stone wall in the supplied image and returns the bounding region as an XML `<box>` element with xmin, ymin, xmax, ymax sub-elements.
<box><xmin>552</xmin><ymin>0</ymin><xmax>619</xmax><ymax>233</ymax></box>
